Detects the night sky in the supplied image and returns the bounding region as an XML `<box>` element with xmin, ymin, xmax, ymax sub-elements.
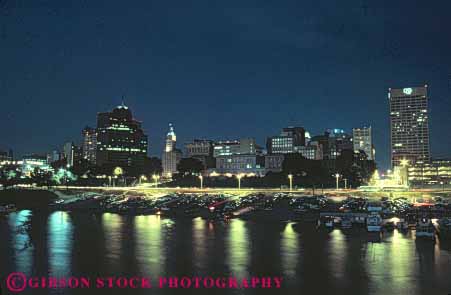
<box><xmin>1</xmin><ymin>0</ymin><xmax>451</xmax><ymax>170</ymax></box>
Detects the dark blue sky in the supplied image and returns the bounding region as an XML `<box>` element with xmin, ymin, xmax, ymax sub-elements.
<box><xmin>1</xmin><ymin>0</ymin><xmax>451</xmax><ymax>169</ymax></box>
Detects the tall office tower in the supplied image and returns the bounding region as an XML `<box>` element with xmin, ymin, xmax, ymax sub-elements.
<box><xmin>96</xmin><ymin>103</ymin><xmax>148</xmax><ymax>172</ymax></box>
<box><xmin>353</xmin><ymin>127</ymin><xmax>374</xmax><ymax>160</ymax></box>
<box><xmin>389</xmin><ymin>85</ymin><xmax>430</xmax><ymax>168</ymax></box>
<box><xmin>162</xmin><ymin>123</ymin><xmax>181</xmax><ymax>177</ymax></box>
<box><xmin>82</xmin><ymin>126</ymin><xmax>97</xmax><ymax>164</ymax></box>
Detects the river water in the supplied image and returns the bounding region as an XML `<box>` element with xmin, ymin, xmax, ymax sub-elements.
<box><xmin>1</xmin><ymin>210</ymin><xmax>451</xmax><ymax>295</ymax></box>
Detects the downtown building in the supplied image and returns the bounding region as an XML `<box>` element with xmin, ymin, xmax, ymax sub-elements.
<box><xmin>63</xmin><ymin>142</ymin><xmax>82</xmax><ymax>168</ymax></box>
<box><xmin>213</xmin><ymin>138</ymin><xmax>261</xmax><ymax>157</ymax></box>
<box><xmin>265</xmin><ymin>126</ymin><xmax>322</xmax><ymax>173</ymax></box>
<box><xmin>353</xmin><ymin>127</ymin><xmax>374</xmax><ymax>160</ymax></box>
<box><xmin>162</xmin><ymin>123</ymin><xmax>182</xmax><ymax>178</ymax></box>
<box><xmin>96</xmin><ymin>103</ymin><xmax>148</xmax><ymax>174</ymax></box>
<box><xmin>408</xmin><ymin>159</ymin><xmax>451</xmax><ymax>186</ymax></box>
<box><xmin>184</xmin><ymin>139</ymin><xmax>215</xmax><ymax>169</ymax></box>
<box><xmin>310</xmin><ymin>129</ymin><xmax>352</xmax><ymax>160</ymax></box>
<box><xmin>212</xmin><ymin>138</ymin><xmax>265</xmax><ymax>176</ymax></box>
<box><xmin>266</xmin><ymin>127</ymin><xmax>306</xmax><ymax>154</ymax></box>
<box><xmin>389</xmin><ymin>85</ymin><xmax>430</xmax><ymax>168</ymax></box>
<box><xmin>21</xmin><ymin>154</ymin><xmax>53</xmax><ymax>177</ymax></box>
<box><xmin>82</xmin><ymin>126</ymin><xmax>97</xmax><ymax>164</ymax></box>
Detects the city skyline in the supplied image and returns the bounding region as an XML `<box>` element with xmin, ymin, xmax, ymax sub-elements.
<box><xmin>0</xmin><ymin>88</ymin><xmax>447</xmax><ymax>171</ymax></box>
<box><xmin>2</xmin><ymin>1</ymin><xmax>451</xmax><ymax>170</ymax></box>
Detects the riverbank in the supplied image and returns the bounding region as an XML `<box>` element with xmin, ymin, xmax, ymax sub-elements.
<box><xmin>0</xmin><ymin>189</ymin><xmax>58</xmax><ymax>209</ymax></box>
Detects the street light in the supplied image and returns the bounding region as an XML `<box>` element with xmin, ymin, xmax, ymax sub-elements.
<box><xmin>199</xmin><ymin>175</ymin><xmax>203</xmax><ymax>189</ymax></box>
<box><xmin>335</xmin><ymin>173</ymin><xmax>341</xmax><ymax>190</ymax></box>
<box><xmin>344</xmin><ymin>178</ymin><xmax>348</xmax><ymax>189</ymax></box>
<box><xmin>237</xmin><ymin>173</ymin><xmax>244</xmax><ymax>190</ymax></box>
<box><xmin>288</xmin><ymin>174</ymin><xmax>293</xmax><ymax>192</ymax></box>
<box><xmin>152</xmin><ymin>174</ymin><xmax>160</xmax><ymax>188</ymax></box>
<box><xmin>139</xmin><ymin>175</ymin><xmax>147</xmax><ymax>185</ymax></box>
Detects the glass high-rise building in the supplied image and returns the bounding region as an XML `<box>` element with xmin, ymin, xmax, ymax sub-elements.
<box><xmin>389</xmin><ymin>85</ymin><xmax>430</xmax><ymax>168</ymax></box>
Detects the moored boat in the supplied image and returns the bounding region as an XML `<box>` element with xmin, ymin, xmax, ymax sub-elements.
<box><xmin>436</xmin><ymin>217</ymin><xmax>451</xmax><ymax>238</ymax></box>
<box><xmin>366</xmin><ymin>213</ymin><xmax>382</xmax><ymax>232</ymax></box>
<box><xmin>341</xmin><ymin>217</ymin><xmax>352</xmax><ymax>229</ymax></box>
<box><xmin>415</xmin><ymin>217</ymin><xmax>435</xmax><ymax>240</ymax></box>
<box><xmin>324</xmin><ymin>217</ymin><xmax>334</xmax><ymax>228</ymax></box>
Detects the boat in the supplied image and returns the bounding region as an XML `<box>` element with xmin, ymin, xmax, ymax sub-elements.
<box><xmin>415</xmin><ymin>217</ymin><xmax>435</xmax><ymax>239</ymax></box>
<box><xmin>366</xmin><ymin>202</ymin><xmax>383</xmax><ymax>213</ymax></box>
<box><xmin>366</xmin><ymin>213</ymin><xmax>382</xmax><ymax>232</ymax></box>
<box><xmin>0</xmin><ymin>204</ymin><xmax>17</xmax><ymax>214</ymax></box>
<box><xmin>436</xmin><ymin>217</ymin><xmax>451</xmax><ymax>238</ymax></box>
<box><xmin>324</xmin><ymin>217</ymin><xmax>334</xmax><ymax>228</ymax></box>
<box><xmin>341</xmin><ymin>217</ymin><xmax>352</xmax><ymax>229</ymax></box>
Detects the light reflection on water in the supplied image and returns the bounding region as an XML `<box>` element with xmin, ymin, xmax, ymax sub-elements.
<box><xmin>48</xmin><ymin>211</ymin><xmax>73</xmax><ymax>278</ymax></box>
<box><xmin>101</xmin><ymin>212</ymin><xmax>124</xmax><ymax>272</ymax></box>
<box><xmin>280</xmin><ymin>222</ymin><xmax>298</xmax><ymax>278</ymax></box>
<box><xmin>134</xmin><ymin>215</ymin><xmax>164</xmax><ymax>277</ymax></box>
<box><xmin>329</xmin><ymin>229</ymin><xmax>347</xmax><ymax>281</ymax></box>
<box><xmin>1</xmin><ymin>210</ymin><xmax>451</xmax><ymax>294</ymax></box>
<box><xmin>8</xmin><ymin>210</ymin><xmax>33</xmax><ymax>274</ymax></box>
<box><xmin>226</xmin><ymin>219</ymin><xmax>250</xmax><ymax>278</ymax></box>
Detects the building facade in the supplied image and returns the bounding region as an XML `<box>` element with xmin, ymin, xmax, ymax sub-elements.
<box><xmin>295</xmin><ymin>145</ymin><xmax>322</xmax><ymax>160</ymax></box>
<box><xmin>215</xmin><ymin>154</ymin><xmax>265</xmax><ymax>176</ymax></box>
<box><xmin>267</xmin><ymin>126</ymin><xmax>306</xmax><ymax>154</ymax></box>
<box><xmin>21</xmin><ymin>154</ymin><xmax>52</xmax><ymax>177</ymax></box>
<box><xmin>389</xmin><ymin>86</ymin><xmax>430</xmax><ymax>168</ymax></box>
<box><xmin>265</xmin><ymin>154</ymin><xmax>285</xmax><ymax>173</ymax></box>
<box><xmin>310</xmin><ymin>129</ymin><xmax>352</xmax><ymax>160</ymax></box>
<box><xmin>96</xmin><ymin>104</ymin><xmax>148</xmax><ymax>173</ymax></box>
<box><xmin>82</xmin><ymin>126</ymin><xmax>97</xmax><ymax>164</ymax></box>
<box><xmin>162</xmin><ymin>123</ymin><xmax>181</xmax><ymax>177</ymax></box>
<box><xmin>184</xmin><ymin>139</ymin><xmax>215</xmax><ymax>169</ymax></box>
<box><xmin>213</xmin><ymin>138</ymin><xmax>261</xmax><ymax>157</ymax></box>
<box><xmin>185</xmin><ymin>139</ymin><xmax>213</xmax><ymax>157</ymax></box>
<box><xmin>353</xmin><ymin>127</ymin><xmax>374</xmax><ymax>160</ymax></box>
<box><xmin>408</xmin><ymin>159</ymin><xmax>451</xmax><ymax>185</ymax></box>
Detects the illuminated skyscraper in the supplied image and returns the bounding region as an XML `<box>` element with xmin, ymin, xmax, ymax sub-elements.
<box><xmin>162</xmin><ymin>123</ymin><xmax>181</xmax><ymax>177</ymax></box>
<box><xmin>96</xmin><ymin>103</ymin><xmax>148</xmax><ymax>172</ymax></box>
<box><xmin>389</xmin><ymin>85</ymin><xmax>430</xmax><ymax>168</ymax></box>
<box><xmin>165</xmin><ymin>123</ymin><xmax>176</xmax><ymax>152</ymax></box>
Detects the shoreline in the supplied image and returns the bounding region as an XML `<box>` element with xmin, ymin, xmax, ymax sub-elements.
<box><xmin>2</xmin><ymin>188</ymin><xmax>451</xmax><ymax>224</ymax></box>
